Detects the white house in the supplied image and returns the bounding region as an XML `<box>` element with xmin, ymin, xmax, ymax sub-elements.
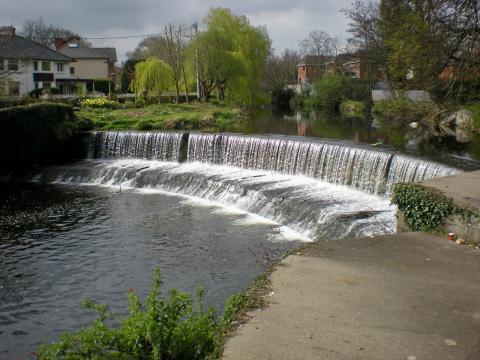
<box><xmin>0</xmin><ymin>25</ymin><xmax>73</xmax><ymax>96</ymax></box>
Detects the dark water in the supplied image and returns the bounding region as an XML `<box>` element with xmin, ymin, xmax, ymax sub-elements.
<box><xmin>0</xmin><ymin>183</ymin><xmax>299</xmax><ymax>359</ymax></box>
<box><xmin>226</xmin><ymin>108</ymin><xmax>480</xmax><ymax>170</ymax></box>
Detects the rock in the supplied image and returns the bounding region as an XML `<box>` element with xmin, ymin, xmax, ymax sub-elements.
<box><xmin>455</xmin><ymin>109</ymin><xmax>473</xmax><ymax>127</ymax></box>
<box><xmin>409</xmin><ymin>122</ymin><xmax>419</xmax><ymax>128</ymax></box>
<box><xmin>442</xmin><ymin>109</ymin><xmax>473</xmax><ymax>128</ymax></box>
<box><xmin>441</xmin><ymin>112</ymin><xmax>457</xmax><ymax>126</ymax></box>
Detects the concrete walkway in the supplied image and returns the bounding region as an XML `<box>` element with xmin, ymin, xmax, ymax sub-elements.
<box><xmin>223</xmin><ymin>233</ymin><xmax>480</xmax><ymax>360</ymax></box>
<box><xmin>421</xmin><ymin>170</ymin><xmax>480</xmax><ymax>212</ymax></box>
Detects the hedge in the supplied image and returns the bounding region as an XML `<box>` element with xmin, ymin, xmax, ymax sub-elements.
<box><xmin>0</xmin><ymin>103</ymin><xmax>76</xmax><ymax>169</ymax></box>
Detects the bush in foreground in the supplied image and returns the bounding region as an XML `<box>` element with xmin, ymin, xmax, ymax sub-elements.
<box><xmin>38</xmin><ymin>268</ymin><xmax>217</xmax><ymax>360</ymax></box>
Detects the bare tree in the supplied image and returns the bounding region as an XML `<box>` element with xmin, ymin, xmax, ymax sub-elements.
<box><xmin>342</xmin><ymin>0</ymin><xmax>396</xmax><ymax>98</ymax></box>
<box><xmin>20</xmin><ymin>18</ymin><xmax>89</xmax><ymax>48</ymax></box>
<box><xmin>299</xmin><ymin>30</ymin><xmax>338</xmax><ymax>61</ymax></box>
<box><xmin>163</xmin><ymin>23</ymin><xmax>190</xmax><ymax>103</ymax></box>
<box><xmin>127</xmin><ymin>36</ymin><xmax>170</xmax><ymax>61</ymax></box>
<box><xmin>262</xmin><ymin>49</ymin><xmax>301</xmax><ymax>91</ymax></box>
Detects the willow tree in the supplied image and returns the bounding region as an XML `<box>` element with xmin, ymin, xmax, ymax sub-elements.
<box><xmin>131</xmin><ymin>57</ymin><xmax>171</xmax><ymax>103</ymax></box>
<box><xmin>195</xmin><ymin>8</ymin><xmax>271</xmax><ymax>105</ymax></box>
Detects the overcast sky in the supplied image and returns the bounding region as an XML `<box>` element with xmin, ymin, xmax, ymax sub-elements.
<box><xmin>1</xmin><ymin>0</ymin><xmax>354</xmax><ymax>62</ymax></box>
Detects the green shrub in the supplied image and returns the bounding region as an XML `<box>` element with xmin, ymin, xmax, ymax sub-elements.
<box><xmin>38</xmin><ymin>268</ymin><xmax>218</xmax><ymax>360</ymax></box>
<box><xmin>289</xmin><ymin>94</ymin><xmax>306</xmax><ymax>109</ymax></box>
<box><xmin>313</xmin><ymin>74</ymin><xmax>351</xmax><ymax>110</ymax></box>
<box><xmin>392</xmin><ymin>183</ymin><xmax>457</xmax><ymax>231</ymax></box>
<box><xmin>340</xmin><ymin>100</ymin><xmax>365</xmax><ymax>119</ymax></box>
<box><xmin>0</xmin><ymin>103</ymin><xmax>75</xmax><ymax>169</ymax></box>
<box><xmin>372</xmin><ymin>98</ymin><xmax>433</xmax><ymax>124</ymax></box>
<box><xmin>271</xmin><ymin>88</ymin><xmax>295</xmax><ymax>109</ymax></box>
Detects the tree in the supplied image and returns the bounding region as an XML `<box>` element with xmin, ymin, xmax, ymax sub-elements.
<box><xmin>163</xmin><ymin>23</ymin><xmax>191</xmax><ymax>103</ymax></box>
<box><xmin>131</xmin><ymin>57</ymin><xmax>171</xmax><ymax>103</ymax></box>
<box><xmin>342</xmin><ymin>0</ymin><xmax>396</xmax><ymax>98</ymax></box>
<box><xmin>127</xmin><ymin>36</ymin><xmax>170</xmax><ymax>61</ymax></box>
<box><xmin>299</xmin><ymin>30</ymin><xmax>338</xmax><ymax>61</ymax></box>
<box><xmin>120</xmin><ymin>59</ymin><xmax>139</xmax><ymax>93</ymax></box>
<box><xmin>19</xmin><ymin>18</ymin><xmax>89</xmax><ymax>48</ymax></box>
<box><xmin>380</xmin><ymin>0</ymin><xmax>480</xmax><ymax>102</ymax></box>
<box><xmin>196</xmin><ymin>8</ymin><xmax>270</xmax><ymax>105</ymax></box>
<box><xmin>262</xmin><ymin>49</ymin><xmax>301</xmax><ymax>91</ymax></box>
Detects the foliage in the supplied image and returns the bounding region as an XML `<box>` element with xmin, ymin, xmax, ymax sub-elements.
<box><xmin>372</xmin><ymin>98</ymin><xmax>433</xmax><ymax>124</ymax></box>
<box><xmin>466</xmin><ymin>102</ymin><xmax>480</xmax><ymax>130</ymax></box>
<box><xmin>289</xmin><ymin>94</ymin><xmax>306</xmax><ymax>109</ymax></box>
<box><xmin>392</xmin><ymin>183</ymin><xmax>459</xmax><ymax>231</ymax></box>
<box><xmin>0</xmin><ymin>103</ymin><xmax>75</xmax><ymax>169</ymax></box>
<box><xmin>132</xmin><ymin>58</ymin><xmax>172</xmax><ymax>102</ymax></box>
<box><xmin>121</xmin><ymin>59</ymin><xmax>139</xmax><ymax>93</ymax></box>
<box><xmin>80</xmin><ymin>98</ymin><xmax>121</xmax><ymax>110</ymax></box>
<box><xmin>313</xmin><ymin>74</ymin><xmax>351</xmax><ymax>110</ymax></box>
<box><xmin>340</xmin><ymin>100</ymin><xmax>365</xmax><ymax>119</ymax></box>
<box><xmin>196</xmin><ymin>8</ymin><xmax>271</xmax><ymax>105</ymax></box>
<box><xmin>271</xmin><ymin>88</ymin><xmax>295</xmax><ymax>109</ymax></box>
<box><xmin>38</xmin><ymin>268</ymin><xmax>217</xmax><ymax>360</ymax></box>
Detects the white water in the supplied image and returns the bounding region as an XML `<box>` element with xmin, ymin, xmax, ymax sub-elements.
<box><xmin>94</xmin><ymin>131</ymin><xmax>184</xmax><ymax>161</ymax></box>
<box><xmin>186</xmin><ymin>133</ymin><xmax>460</xmax><ymax>195</ymax></box>
<box><xmin>37</xmin><ymin>159</ymin><xmax>396</xmax><ymax>241</ymax></box>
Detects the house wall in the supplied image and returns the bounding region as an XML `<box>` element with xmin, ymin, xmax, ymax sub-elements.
<box><xmin>69</xmin><ymin>59</ymin><xmax>109</xmax><ymax>80</ymax></box>
<box><xmin>0</xmin><ymin>59</ymin><xmax>71</xmax><ymax>96</ymax></box>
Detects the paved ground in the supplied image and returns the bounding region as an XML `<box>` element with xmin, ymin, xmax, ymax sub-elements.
<box><xmin>421</xmin><ymin>170</ymin><xmax>480</xmax><ymax>212</ymax></box>
<box><xmin>223</xmin><ymin>233</ymin><xmax>480</xmax><ymax>360</ymax></box>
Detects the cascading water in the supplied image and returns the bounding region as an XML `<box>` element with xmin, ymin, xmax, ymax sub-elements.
<box><xmin>187</xmin><ymin>133</ymin><xmax>460</xmax><ymax>195</ymax></box>
<box><xmin>34</xmin><ymin>130</ymin><xmax>461</xmax><ymax>241</ymax></box>
<box><xmin>94</xmin><ymin>131</ymin><xmax>184</xmax><ymax>161</ymax></box>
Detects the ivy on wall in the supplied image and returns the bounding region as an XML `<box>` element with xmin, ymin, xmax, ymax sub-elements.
<box><xmin>392</xmin><ymin>183</ymin><xmax>458</xmax><ymax>232</ymax></box>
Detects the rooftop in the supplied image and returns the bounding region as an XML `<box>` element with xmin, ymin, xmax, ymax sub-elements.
<box><xmin>56</xmin><ymin>41</ymin><xmax>117</xmax><ymax>62</ymax></box>
<box><xmin>0</xmin><ymin>34</ymin><xmax>72</xmax><ymax>62</ymax></box>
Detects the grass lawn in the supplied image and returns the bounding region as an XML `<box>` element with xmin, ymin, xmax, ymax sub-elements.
<box><xmin>76</xmin><ymin>102</ymin><xmax>244</xmax><ymax>131</ymax></box>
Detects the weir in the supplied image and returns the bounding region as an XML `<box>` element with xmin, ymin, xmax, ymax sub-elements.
<box><xmin>31</xmin><ymin>130</ymin><xmax>462</xmax><ymax>241</ymax></box>
<box><xmin>93</xmin><ymin>131</ymin><xmax>460</xmax><ymax>196</ymax></box>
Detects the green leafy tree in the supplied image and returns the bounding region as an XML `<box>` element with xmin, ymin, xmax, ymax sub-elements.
<box><xmin>131</xmin><ymin>58</ymin><xmax>171</xmax><ymax>103</ymax></box>
<box><xmin>196</xmin><ymin>8</ymin><xmax>271</xmax><ymax>105</ymax></box>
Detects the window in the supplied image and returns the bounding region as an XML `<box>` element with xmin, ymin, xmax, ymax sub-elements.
<box><xmin>57</xmin><ymin>63</ymin><xmax>64</xmax><ymax>72</ymax></box>
<box><xmin>0</xmin><ymin>59</ymin><xmax>4</xmax><ymax>71</ymax></box>
<box><xmin>70</xmin><ymin>67</ymin><xmax>75</xmax><ymax>75</ymax></box>
<box><xmin>41</xmin><ymin>61</ymin><xmax>51</xmax><ymax>71</ymax></box>
<box><xmin>33</xmin><ymin>61</ymin><xmax>38</xmax><ymax>71</ymax></box>
<box><xmin>34</xmin><ymin>82</ymin><xmax>40</xmax><ymax>89</ymax></box>
<box><xmin>42</xmin><ymin>82</ymin><xmax>51</xmax><ymax>89</ymax></box>
<box><xmin>7</xmin><ymin>59</ymin><xmax>18</xmax><ymax>71</ymax></box>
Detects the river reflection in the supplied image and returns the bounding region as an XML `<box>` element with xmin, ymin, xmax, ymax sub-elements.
<box><xmin>225</xmin><ymin>108</ymin><xmax>480</xmax><ymax>170</ymax></box>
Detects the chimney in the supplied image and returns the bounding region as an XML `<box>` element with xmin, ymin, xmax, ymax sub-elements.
<box><xmin>54</xmin><ymin>37</ymin><xmax>66</xmax><ymax>50</ymax></box>
<box><xmin>0</xmin><ymin>25</ymin><xmax>15</xmax><ymax>36</ymax></box>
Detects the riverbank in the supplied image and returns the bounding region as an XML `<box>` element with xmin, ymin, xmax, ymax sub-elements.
<box><xmin>76</xmin><ymin>102</ymin><xmax>244</xmax><ymax>131</ymax></box>
<box><xmin>223</xmin><ymin>232</ymin><xmax>480</xmax><ymax>360</ymax></box>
